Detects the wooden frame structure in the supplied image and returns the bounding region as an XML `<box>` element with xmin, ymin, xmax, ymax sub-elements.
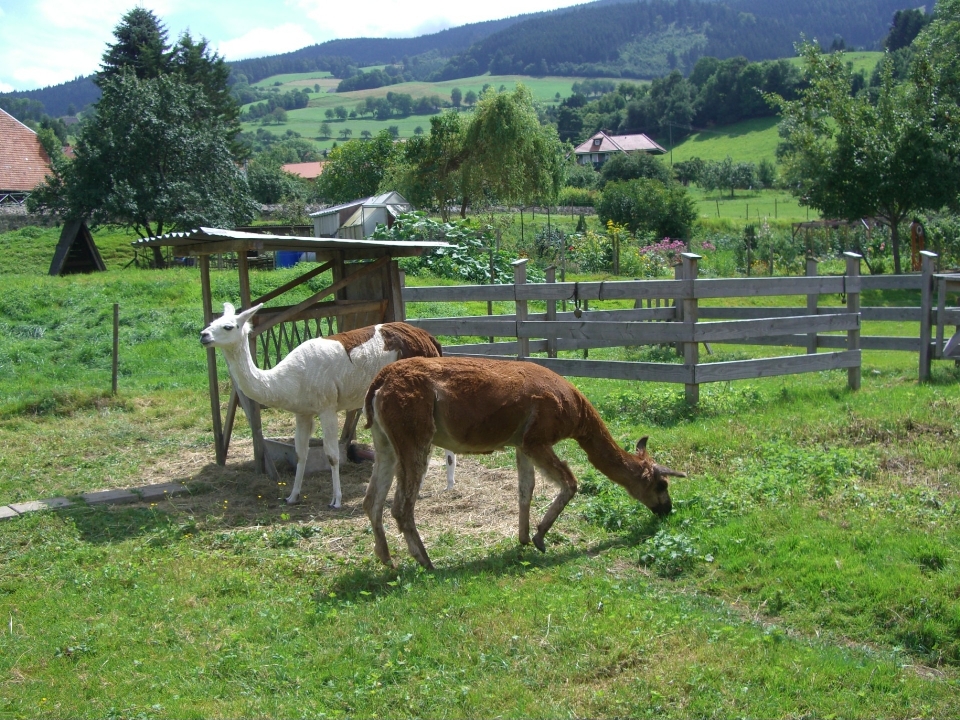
<box><xmin>132</xmin><ymin>227</ymin><xmax>448</xmax><ymax>477</ymax></box>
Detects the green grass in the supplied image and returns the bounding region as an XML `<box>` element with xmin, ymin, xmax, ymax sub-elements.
<box><xmin>689</xmin><ymin>186</ymin><xmax>819</xmax><ymax>222</ymax></box>
<box><xmin>785</xmin><ymin>50</ymin><xmax>884</xmax><ymax>77</ymax></box>
<box><xmin>1</xmin><ymin>223</ymin><xmax>959</xmax><ymax>717</ymax></box>
<box><xmin>668</xmin><ymin>116</ymin><xmax>782</xmax><ymax>165</ymax></box>
<box><xmin>246</xmin><ymin>74</ymin><xmax>587</xmax><ymax>151</ymax></box>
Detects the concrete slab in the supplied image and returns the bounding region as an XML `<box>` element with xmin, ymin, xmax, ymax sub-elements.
<box><xmin>0</xmin><ymin>506</ymin><xmax>20</xmax><ymax>521</ymax></box>
<box><xmin>134</xmin><ymin>482</ymin><xmax>189</xmax><ymax>501</ymax></box>
<box><xmin>82</xmin><ymin>489</ymin><xmax>138</xmax><ymax>506</ymax></box>
<box><xmin>264</xmin><ymin>437</ymin><xmax>335</xmax><ymax>473</ymax></box>
<box><xmin>9</xmin><ymin>497</ymin><xmax>73</xmax><ymax>513</ymax></box>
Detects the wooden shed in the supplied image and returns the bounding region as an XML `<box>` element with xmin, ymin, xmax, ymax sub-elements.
<box><xmin>131</xmin><ymin>226</ymin><xmax>449</xmax><ymax>478</ymax></box>
<box><xmin>49</xmin><ymin>219</ymin><xmax>107</xmax><ymax>275</ymax></box>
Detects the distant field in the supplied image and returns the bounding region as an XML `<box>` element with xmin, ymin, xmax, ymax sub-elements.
<box><xmin>785</xmin><ymin>50</ymin><xmax>883</xmax><ymax>77</ymax></box>
<box><xmin>691</xmin><ymin>187</ymin><xmax>818</xmax><ymax>223</ymax></box>
<box><xmin>243</xmin><ymin>74</ymin><xmax>594</xmax><ymax>150</ymax></box>
<box><xmin>668</xmin><ymin>116</ymin><xmax>781</xmax><ymax>165</ymax></box>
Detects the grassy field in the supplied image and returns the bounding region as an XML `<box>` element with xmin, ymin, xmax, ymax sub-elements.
<box><xmin>785</xmin><ymin>50</ymin><xmax>884</xmax><ymax>77</ymax></box>
<box><xmin>243</xmin><ymin>73</ymin><xmax>591</xmax><ymax>151</ymax></box>
<box><xmin>0</xmin><ymin>222</ymin><xmax>959</xmax><ymax>718</ymax></box>
<box><xmin>668</xmin><ymin>116</ymin><xmax>782</xmax><ymax>165</ymax></box>
<box><xmin>690</xmin><ymin>186</ymin><xmax>819</xmax><ymax>223</ymax></box>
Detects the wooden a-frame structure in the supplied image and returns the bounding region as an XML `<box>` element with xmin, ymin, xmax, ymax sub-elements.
<box><xmin>132</xmin><ymin>227</ymin><xmax>449</xmax><ymax>479</ymax></box>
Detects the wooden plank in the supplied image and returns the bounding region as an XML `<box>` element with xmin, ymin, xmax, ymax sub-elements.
<box><xmin>695</xmin><ymin>351</ymin><xmax>860</xmax><ymax>383</ymax></box>
<box><xmin>693</xmin><ymin>313</ymin><xmax>858</xmax><ymax>343</ymax></box>
<box><xmin>556</xmin><ymin>307</ymin><xmax>677</xmax><ymax>322</ymax></box>
<box><xmin>694</xmin><ymin>276</ymin><xmax>850</xmax><ymax>298</ymax></box>
<box><xmin>516</xmin><ymin>279</ymin><xmax>683</xmax><ymax>301</ymax></box>
<box><xmin>403</xmin><ymin>284</ymin><xmax>516</xmax><ymax>302</ymax></box>
<box><xmin>405</xmin><ymin>318</ymin><xmax>517</xmax><ymax>337</ymax></box>
<box><xmin>253</xmin><ymin>299</ymin><xmax>386</xmax><ymax>326</ymax></box>
<box><xmin>525</xmin><ymin>357</ymin><xmax>694</xmax><ymax>383</ymax></box>
<box><xmin>861</xmin><ymin>307</ymin><xmax>923</xmax><ymax>322</ymax></box>
<box><xmin>861</xmin><ymin>275</ymin><xmax>923</xmax><ymax>291</ymax></box>
<box><xmin>700</xmin><ymin>307</ymin><xmax>812</xmax><ymax>319</ymax></box>
<box><xmin>519</xmin><ymin>320</ymin><xmax>684</xmax><ymax>344</ymax></box>
<box><xmin>179</xmin><ymin>240</ymin><xmax>264</xmax><ymax>256</ymax></box>
<box><xmin>253</xmin><ymin>260</ymin><xmax>333</xmax><ymax>306</ymax></box>
<box><xmin>199</xmin><ymin>255</ymin><xmax>226</xmax><ymax>466</ymax></box>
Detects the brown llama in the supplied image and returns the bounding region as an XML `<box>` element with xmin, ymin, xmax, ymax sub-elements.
<box><xmin>362</xmin><ymin>356</ymin><xmax>685</xmax><ymax>569</ymax></box>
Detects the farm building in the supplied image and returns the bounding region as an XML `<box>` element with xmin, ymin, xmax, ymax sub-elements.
<box><xmin>573</xmin><ymin>130</ymin><xmax>666</xmax><ymax>166</ymax></box>
<box><xmin>310</xmin><ymin>191</ymin><xmax>411</xmax><ymax>240</ymax></box>
<box><xmin>0</xmin><ymin>108</ymin><xmax>52</xmax><ymax>205</ymax></box>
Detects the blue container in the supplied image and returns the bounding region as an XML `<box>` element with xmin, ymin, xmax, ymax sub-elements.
<box><xmin>275</xmin><ymin>251</ymin><xmax>303</xmax><ymax>268</ymax></box>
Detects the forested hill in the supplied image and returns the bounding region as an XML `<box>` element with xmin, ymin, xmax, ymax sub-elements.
<box><xmin>725</xmin><ymin>0</ymin><xmax>922</xmax><ymax>48</ymax></box>
<box><xmin>438</xmin><ymin>0</ymin><xmax>796</xmax><ymax>80</ymax></box>
<box><xmin>229</xmin><ymin>13</ymin><xmax>542</xmax><ymax>84</ymax></box>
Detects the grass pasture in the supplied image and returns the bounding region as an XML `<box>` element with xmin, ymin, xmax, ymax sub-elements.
<box><xmin>1</xmin><ymin>224</ymin><xmax>959</xmax><ymax>718</ymax></box>
<box><xmin>668</xmin><ymin>116</ymin><xmax>782</xmax><ymax>165</ymax></box>
<box><xmin>244</xmin><ymin>74</ymin><xmax>585</xmax><ymax>150</ymax></box>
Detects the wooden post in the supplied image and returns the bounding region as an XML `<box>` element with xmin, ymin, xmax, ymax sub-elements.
<box><xmin>237</xmin><ymin>251</ymin><xmax>268</xmax><ymax>475</ymax></box>
<box><xmin>545</xmin><ymin>265</ymin><xmax>557</xmax><ymax>358</ymax></box>
<box><xmin>199</xmin><ymin>255</ymin><xmax>226</xmax><ymax>465</ymax></box>
<box><xmin>936</xmin><ymin>275</ymin><xmax>947</xmax><ymax>358</ymax></box>
<box><xmin>919</xmin><ymin>250</ymin><xmax>938</xmax><ymax>381</ymax></box>
<box><xmin>806</xmin><ymin>257</ymin><xmax>819</xmax><ymax>355</ymax></box>
<box><xmin>111</xmin><ymin>303</ymin><xmax>119</xmax><ymax>395</ymax></box>
<box><xmin>488</xmin><ymin>244</ymin><xmax>495</xmax><ymax>343</ymax></box>
<box><xmin>844</xmin><ymin>252</ymin><xmax>861</xmax><ymax>391</ymax></box>
<box><xmin>513</xmin><ymin>259</ymin><xmax>529</xmax><ymax>359</ymax></box>
<box><xmin>681</xmin><ymin>253</ymin><xmax>701</xmax><ymax>405</ymax></box>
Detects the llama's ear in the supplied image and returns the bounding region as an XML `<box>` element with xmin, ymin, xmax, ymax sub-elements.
<box><xmin>223</xmin><ymin>302</ymin><xmax>236</xmax><ymax>316</ymax></box>
<box><xmin>236</xmin><ymin>303</ymin><xmax>263</xmax><ymax>325</ymax></box>
<box><xmin>636</xmin><ymin>436</ymin><xmax>649</xmax><ymax>455</ymax></box>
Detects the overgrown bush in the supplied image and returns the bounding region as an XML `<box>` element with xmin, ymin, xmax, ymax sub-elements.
<box><xmin>557</xmin><ymin>186</ymin><xmax>597</xmax><ymax>207</ymax></box>
<box><xmin>597</xmin><ymin>178</ymin><xmax>697</xmax><ymax>240</ymax></box>
<box><xmin>371</xmin><ymin>212</ymin><xmax>543</xmax><ymax>283</ymax></box>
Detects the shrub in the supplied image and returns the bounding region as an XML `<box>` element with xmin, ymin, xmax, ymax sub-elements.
<box><xmin>597</xmin><ymin>178</ymin><xmax>697</xmax><ymax>240</ymax></box>
<box><xmin>557</xmin><ymin>186</ymin><xmax>597</xmax><ymax>207</ymax></box>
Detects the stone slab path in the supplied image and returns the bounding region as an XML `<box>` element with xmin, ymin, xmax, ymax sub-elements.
<box><xmin>0</xmin><ymin>482</ymin><xmax>189</xmax><ymax>520</ymax></box>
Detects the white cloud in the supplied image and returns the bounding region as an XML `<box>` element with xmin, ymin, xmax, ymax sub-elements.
<box><xmin>0</xmin><ymin>80</ymin><xmax>13</xmax><ymax>93</ymax></box>
<box><xmin>217</xmin><ymin>23</ymin><xmax>318</xmax><ymax>61</ymax></box>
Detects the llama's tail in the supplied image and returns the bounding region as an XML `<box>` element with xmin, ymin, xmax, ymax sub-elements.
<box><xmin>363</xmin><ymin>368</ymin><xmax>389</xmax><ymax>429</ymax></box>
<box><xmin>431</xmin><ymin>335</ymin><xmax>443</xmax><ymax>357</ymax></box>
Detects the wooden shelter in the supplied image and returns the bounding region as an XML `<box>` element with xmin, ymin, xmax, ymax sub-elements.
<box><xmin>49</xmin><ymin>219</ymin><xmax>106</xmax><ymax>275</ymax></box>
<box><xmin>131</xmin><ymin>227</ymin><xmax>449</xmax><ymax>478</ymax></box>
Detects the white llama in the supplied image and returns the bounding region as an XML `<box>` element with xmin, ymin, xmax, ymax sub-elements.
<box><xmin>200</xmin><ymin>302</ymin><xmax>455</xmax><ymax>508</ymax></box>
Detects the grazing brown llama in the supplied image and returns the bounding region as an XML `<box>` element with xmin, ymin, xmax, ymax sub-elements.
<box><xmin>363</xmin><ymin>356</ymin><xmax>685</xmax><ymax>569</ymax></box>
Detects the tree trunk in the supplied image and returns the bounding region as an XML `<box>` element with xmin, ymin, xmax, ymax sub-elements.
<box><xmin>460</xmin><ymin>196</ymin><xmax>469</xmax><ymax>219</ymax></box>
<box><xmin>151</xmin><ymin>246</ymin><xmax>166</xmax><ymax>269</ymax></box>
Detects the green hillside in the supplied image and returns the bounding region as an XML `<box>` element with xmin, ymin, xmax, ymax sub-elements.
<box><xmin>667</xmin><ymin>117</ymin><xmax>781</xmax><ymax>165</ymax></box>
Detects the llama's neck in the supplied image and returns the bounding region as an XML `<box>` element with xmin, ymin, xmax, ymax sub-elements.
<box><xmin>573</xmin><ymin>402</ymin><xmax>639</xmax><ymax>486</ymax></box>
<box><xmin>219</xmin><ymin>329</ymin><xmax>278</xmax><ymax>406</ymax></box>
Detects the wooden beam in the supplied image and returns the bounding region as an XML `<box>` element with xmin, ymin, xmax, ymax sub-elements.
<box><xmin>199</xmin><ymin>255</ymin><xmax>225</xmax><ymax>465</ymax></box>
<box><xmin>253</xmin><ymin>260</ymin><xmax>333</xmax><ymax>306</ymax></box>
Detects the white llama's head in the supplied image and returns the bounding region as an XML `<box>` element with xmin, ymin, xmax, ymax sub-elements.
<box><xmin>200</xmin><ymin>302</ymin><xmax>263</xmax><ymax>348</ymax></box>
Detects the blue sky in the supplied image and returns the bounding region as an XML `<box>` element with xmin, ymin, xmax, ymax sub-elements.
<box><xmin>0</xmin><ymin>0</ymin><xmax>584</xmax><ymax>93</ymax></box>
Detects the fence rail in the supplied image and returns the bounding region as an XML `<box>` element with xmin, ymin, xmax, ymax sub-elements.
<box><xmin>402</xmin><ymin>251</ymin><xmax>959</xmax><ymax>402</ymax></box>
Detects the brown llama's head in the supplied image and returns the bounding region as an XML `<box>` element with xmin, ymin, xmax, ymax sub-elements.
<box><xmin>621</xmin><ymin>436</ymin><xmax>685</xmax><ymax>517</ymax></box>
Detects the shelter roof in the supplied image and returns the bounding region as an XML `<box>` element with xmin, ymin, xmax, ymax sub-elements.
<box><xmin>309</xmin><ymin>191</ymin><xmax>411</xmax><ymax>217</ymax></box>
<box><xmin>131</xmin><ymin>226</ymin><xmax>449</xmax><ymax>258</ymax></box>
<box><xmin>0</xmin><ymin>108</ymin><xmax>52</xmax><ymax>192</ymax></box>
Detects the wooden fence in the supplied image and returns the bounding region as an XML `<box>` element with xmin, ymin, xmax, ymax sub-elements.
<box><xmin>401</xmin><ymin>251</ymin><xmax>960</xmax><ymax>404</ymax></box>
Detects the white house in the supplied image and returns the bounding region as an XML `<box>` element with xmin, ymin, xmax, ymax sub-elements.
<box><xmin>573</xmin><ymin>130</ymin><xmax>666</xmax><ymax>166</ymax></box>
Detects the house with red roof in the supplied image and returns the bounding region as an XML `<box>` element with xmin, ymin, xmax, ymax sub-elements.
<box><xmin>573</xmin><ymin>130</ymin><xmax>666</xmax><ymax>167</ymax></box>
<box><xmin>0</xmin><ymin>108</ymin><xmax>52</xmax><ymax>205</ymax></box>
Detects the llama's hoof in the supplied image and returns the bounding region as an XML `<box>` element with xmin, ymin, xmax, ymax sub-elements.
<box><xmin>328</xmin><ymin>500</ymin><xmax>342</xmax><ymax>510</ymax></box>
<box><xmin>285</xmin><ymin>494</ymin><xmax>301</xmax><ymax>505</ymax></box>
<box><xmin>533</xmin><ymin>535</ymin><xmax>546</xmax><ymax>553</ymax></box>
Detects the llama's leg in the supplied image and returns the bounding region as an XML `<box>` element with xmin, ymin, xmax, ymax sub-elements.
<box><xmin>391</xmin><ymin>442</ymin><xmax>433</xmax><ymax>569</ymax></box>
<box><xmin>286</xmin><ymin>413</ymin><xmax>315</xmax><ymax>505</ymax></box>
<box><xmin>317</xmin><ymin>408</ymin><xmax>342</xmax><ymax>509</ymax></box>
<box><xmin>444</xmin><ymin>451</ymin><xmax>456</xmax><ymax>491</ymax></box>
<box><xmin>525</xmin><ymin>445</ymin><xmax>578</xmax><ymax>553</ymax></box>
<box><xmin>516</xmin><ymin>450</ymin><xmax>536</xmax><ymax>546</ymax></box>
<box><xmin>364</xmin><ymin>422</ymin><xmax>397</xmax><ymax>567</ymax></box>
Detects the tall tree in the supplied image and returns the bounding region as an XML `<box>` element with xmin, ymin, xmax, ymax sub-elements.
<box><xmin>316</xmin><ymin>131</ymin><xmax>398</xmax><ymax>203</ymax></box>
<box><xmin>98</xmin><ymin>8</ymin><xmax>171</xmax><ymax>83</ymax></box>
<box><xmin>29</xmin><ymin>73</ymin><xmax>257</xmax><ymax>267</ymax></box>
<box><xmin>773</xmin><ymin>43</ymin><xmax>959</xmax><ymax>273</ymax></box>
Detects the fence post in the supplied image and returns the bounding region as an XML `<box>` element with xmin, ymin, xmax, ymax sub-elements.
<box><xmin>806</xmin><ymin>257</ymin><xmax>818</xmax><ymax>354</ymax></box>
<box><xmin>513</xmin><ymin>259</ymin><xmax>529</xmax><ymax>359</ymax></box>
<box><xmin>673</xmin><ymin>261</ymin><xmax>684</xmax><ymax>357</ymax></box>
<box><xmin>545</xmin><ymin>265</ymin><xmax>557</xmax><ymax>358</ymax></box>
<box><xmin>111</xmin><ymin>303</ymin><xmax>119</xmax><ymax>394</ymax></box>
<box><xmin>844</xmin><ymin>252</ymin><xmax>861</xmax><ymax>391</ymax></box>
<box><xmin>681</xmin><ymin>253</ymin><xmax>701</xmax><ymax>405</ymax></box>
<box><xmin>919</xmin><ymin>250</ymin><xmax>938</xmax><ymax>381</ymax></box>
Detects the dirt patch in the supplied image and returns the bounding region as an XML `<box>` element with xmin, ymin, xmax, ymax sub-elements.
<box><xmin>133</xmin><ymin>438</ymin><xmax>556</xmax><ymax>545</ymax></box>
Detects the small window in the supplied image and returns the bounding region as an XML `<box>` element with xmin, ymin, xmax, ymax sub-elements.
<box><xmin>593</xmin><ymin>138</ymin><xmax>602</xmax><ymax>147</ymax></box>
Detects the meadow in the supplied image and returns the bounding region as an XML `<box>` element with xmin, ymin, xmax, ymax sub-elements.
<box><xmin>0</xmin><ymin>223</ymin><xmax>958</xmax><ymax>718</ymax></box>
<box><xmin>242</xmin><ymin>72</ymin><xmax>589</xmax><ymax>151</ymax></box>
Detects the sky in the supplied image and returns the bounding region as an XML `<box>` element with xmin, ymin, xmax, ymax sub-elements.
<box><xmin>0</xmin><ymin>0</ymin><xmax>585</xmax><ymax>93</ymax></box>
